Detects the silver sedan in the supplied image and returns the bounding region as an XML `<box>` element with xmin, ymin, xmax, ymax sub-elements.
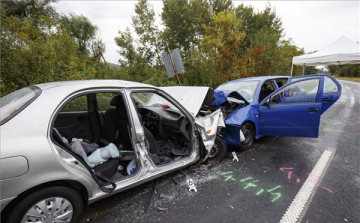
<box><xmin>0</xmin><ymin>80</ymin><xmax>226</xmax><ymax>223</ymax></box>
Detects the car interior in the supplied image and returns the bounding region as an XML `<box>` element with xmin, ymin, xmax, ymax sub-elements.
<box><xmin>52</xmin><ymin>91</ymin><xmax>194</xmax><ymax>184</ymax></box>
<box><xmin>258</xmin><ymin>80</ymin><xmax>276</xmax><ymax>103</ymax></box>
<box><xmin>131</xmin><ymin>92</ymin><xmax>193</xmax><ymax>166</ymax></box>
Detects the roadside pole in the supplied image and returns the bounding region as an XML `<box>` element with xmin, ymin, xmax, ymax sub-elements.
<box><xmin>167</xmin><ymin>48</ymin><xmax>181</xmax><ymax>86</ymax></box>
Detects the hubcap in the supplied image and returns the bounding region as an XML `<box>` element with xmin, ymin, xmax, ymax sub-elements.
<box><xmin>209</xmin><ymin>143</ymin><xmax>220</xmax><ymax>158</ymax></box>
<box><xmin>242</xmin><ymin>125</ymin><xmax>251</xmax><ymax>144</ymax></box>
<box><xmin>21</xmin><ymin>197</ymin><xmax>73</xmax><ymax>223</ymax></box>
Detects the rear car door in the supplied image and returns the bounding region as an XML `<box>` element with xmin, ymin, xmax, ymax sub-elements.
<box><xmin>290</xmin><ymin>74</ymin><xmax>341</xmax><ymax>114</ymax></box>
<box><xmin>54</xmin><ymin>95</ymin><xmax>93</xmax><ymax>140</ymax></box>
<box><xmin>258</xmin><ymin>76</ymin><xmax>324</xmax><ymax>138</ymax></box>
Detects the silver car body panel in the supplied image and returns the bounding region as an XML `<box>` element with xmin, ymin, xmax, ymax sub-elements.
<box><xmin>160</xmin><ymin>86</ymin><xmax>226</xmax><ymax>153</ymax></box>
<box><xmin>1</xmin><ymin>80</ymin><xmax>212</xmax><ymax>210</ymax></box>
<box><xmin>160</xmin><ymin>86</ymin><xmax>210</xmax><ymax>116</ymax></box>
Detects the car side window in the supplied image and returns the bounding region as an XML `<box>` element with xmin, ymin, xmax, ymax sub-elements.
<box><xmin>323</xmin><ymin>76</ymin><xmax>338</xmax><ymax>93</ymax></box>
<box><xmin>61</xmin><ymin>95</ymin><xmax>87</xmax><ymax>112</ymax></box>
<box><xmin>96</xmin><ymin>93</ymin><xmax>118</xmax><ymax>111</ymax></box>
<box><xmin>258</xmin><ymin>81</ymin><xmax>276</xmax><ymax>103</ymax></box>
<box><xmin>271</xmin><ymin>79</ymin><xmax>320</xmax><ymax>104</ymax></box>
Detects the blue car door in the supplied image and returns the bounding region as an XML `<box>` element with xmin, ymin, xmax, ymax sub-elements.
<box><xmin>258</xmin><ymin>76</ymin><xmax>324</xmax><ymax>138</ymax></box>
<box><xmin>289</xmin><ymin>74</ymin><xmax>341</xmax><ymax>114</ymax></box>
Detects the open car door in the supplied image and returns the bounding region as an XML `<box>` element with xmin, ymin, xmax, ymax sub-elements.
<box><xmin>289</xmin><ymin>73</ymin><xmax>342</xmax><ymax>114</ymax></box>
<box><xmin>258</xmin><ymin>76</ymin><xmax>324</xmax><ymax>138</ymax></box>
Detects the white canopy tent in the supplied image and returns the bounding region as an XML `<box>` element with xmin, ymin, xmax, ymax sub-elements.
<box><xmin>291</xmin><ymin>36</ymin><xmax>360</xmax><ymax>75</ymax></box>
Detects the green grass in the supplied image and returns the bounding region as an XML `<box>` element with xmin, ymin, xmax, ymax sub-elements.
<box><xmin>334</xmin><ymin>76</ymin><xmax>360</xmax><ymax>82</ymax></box>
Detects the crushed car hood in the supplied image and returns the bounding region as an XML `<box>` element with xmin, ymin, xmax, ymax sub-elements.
<box><xmin>212</xmin><ymin>90</ymin><xmax>250</xmax><ymax>106</ymax></box>
<box><xmin>161</xmin><ymin>86</ymin><xmax>226</xmax><ymax>157</ymax></box>
<box><xmin>161</xmin><ymin>86</ymin><xmax>211</xmax><ymax>116</ymax></box>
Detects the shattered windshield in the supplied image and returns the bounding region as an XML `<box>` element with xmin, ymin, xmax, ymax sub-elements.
<box><xmin>132</xmin><ymin>92</ymin><xmax>179</xmax><ymax>110</ymax></box>
<box><xmin>216</xmin><ymin>80</ymin><xmax>259</xmax><ymax>103</ymax></box>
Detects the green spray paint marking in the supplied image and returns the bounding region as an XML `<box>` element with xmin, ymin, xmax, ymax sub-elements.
<box><xmin>220</xmin><ymin>171</ymin><xmax>236</xmax><ymax>181</ymax></box>
<box><xmin>244</xmin><ymin>182</ymin><xmax>257</xmax><ymax>189</ymax></box>
<box><xmin>237</xmin><ymin>163</ymin><xmax>247</xmax><ymax>172</ymax></box>
<box><xmin>256</xmin><ymin>189</ymin><xmax>264</xmax><ymax>196</ymax></box>
<box><xmin>267</xmin><ymin>185</ymin><xmax>282</xmax><ymax>192</ymax></box>
<box><xmin>221</xmin><ymin>171</ymin><xmax>234</xmax><ymax>175</ymax></box>
<box><xmin>270</xmin><ymin>193</ymin><xmax>282</xmax><ymax>202</ymax></box>
<box><xmin>239</xmin><ymin>177</ymin><xmax>253</xmax><ymax>182</ymax></box>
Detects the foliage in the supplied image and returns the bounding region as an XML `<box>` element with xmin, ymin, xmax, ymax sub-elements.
<box><xmin>328</xmin><ymin>64</ymin><xmax>360</xmax><ymax>78</ymax></box>
<box><xmin>201</xmin><ymin>12</ymin><xmax>264</xmax><ymax>83</ymax></box>
<box><xmin>0</xmin><ymin>0</ymin><xmax>117</xmax><ymax>96</ymax></box>
<box><xmin>60</xmin><ymin>13</ymin><xmax>101</xmax><ymax>55</ymax></box>
<box><xmin>0</xmin><ymin>4</ymin><xmax>87</xmax><ymax>96</ymax></box>
<box><xmin>2</xmin><ymin>0</ymin><xmax>355</xmax><ymax>98</ymax></box>
<box><xmin>161</xmin><ymin>0</ymin><xmax>212</xmax><ymax>52</ymax></box>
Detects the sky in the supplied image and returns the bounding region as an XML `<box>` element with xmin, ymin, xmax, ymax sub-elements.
<box><xmin>54</xmin><ymin>1</ymin><xmax>360</xmax><ymax>64</ymax></box>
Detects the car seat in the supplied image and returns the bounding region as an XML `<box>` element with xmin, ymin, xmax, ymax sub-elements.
<box><xmin>52</xmin><ymin>128</ymin><xmax>119</xmax><ymax>179</ymax></box>
<box><xmin>110</xmin><ymin>95</ymin><xmax>133</xmax><ymax>150</ymax></box>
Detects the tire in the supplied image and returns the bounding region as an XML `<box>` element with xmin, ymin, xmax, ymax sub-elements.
<box><xmin>208</xmin><ymin>136</ymin><xmax>227</xmax><ymax>162</ymax></box>
<box><xmin>6</xmin><ymin>186</ymin><xmax>84</xmax><ymax>223</ymax></box>
<box><xmin>239</xmin><ymin>122</ymin><xmax>255</xmax><ymax>150</ymax></box>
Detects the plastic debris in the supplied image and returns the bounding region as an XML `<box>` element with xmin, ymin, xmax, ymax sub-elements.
<box><xmin>187</xmin><ymin>179</ymin><xmax>197</xmax><ymax>192</ymax></box>
<box><xmin>157</xmin><ymin>207</ymin><xmax>168</xmax><ymax>212</ymax></box>
<box><xmin>232</xmin><ymin>152</ymin><xmax>239</xmax><ymax>162</ymax></box>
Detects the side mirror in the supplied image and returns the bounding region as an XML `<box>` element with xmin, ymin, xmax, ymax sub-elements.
<box><xmin>263</xmin><ymin>98</ymin><xmax>270</xmax><ymax>106</ymax></box>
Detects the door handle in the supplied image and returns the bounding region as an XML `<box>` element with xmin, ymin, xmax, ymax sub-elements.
<box><xmin>322</xmin><ymin>98</ymin><xmax>332</xmax><ymax>102</ymax></box>
<box><xmin>307</xmin><ymin>108</ymin><xmax>319</xmax><ymax>113</ymax></box>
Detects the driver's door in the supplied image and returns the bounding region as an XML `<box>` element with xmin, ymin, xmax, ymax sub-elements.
<box><xmin>258</xmin><ymin>77</ymin><xmax>324</xmax><ymax>138</ymax></box>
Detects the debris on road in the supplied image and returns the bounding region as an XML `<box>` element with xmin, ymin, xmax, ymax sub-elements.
<box><xmin>187</xmin><ymin>179</ymin><xmax>197</xmax><ymax>192</ymax></box>
<box><xmin>157</xmin><ymin>207</ymin><xmax>168</xmax><ymax>212</ymax></box>
<box><xmin>232</xmin><ymin>152</ymin><xmax>239</xmax><ymax>162</ymax></box>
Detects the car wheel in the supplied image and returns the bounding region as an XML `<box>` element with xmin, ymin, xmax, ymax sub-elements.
<box><xmin>6</xmin><ymin>186</ymin><xmax>83</xmax><ymax>223</ymax></box>
<box><xmin>239</xmin><ymin>122</ymin><xmax>254</xmax><ymax>150</ymax></box>
<box><xmin>208</xmin><ymin>136</ymin><xmax>227</xmax><ymax>162</ymax></box>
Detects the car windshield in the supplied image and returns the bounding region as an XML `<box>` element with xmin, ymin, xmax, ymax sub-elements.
<box><xmin>216</xmin><ymin>80</ymin><xmax>260</xmax><ymax>103</ymax></box>
<box><xmin>0</xmin><ymin>86</ymin><xmax>41</xmax><ymax>125</ymax></box>
<box><xmin>132</xmin><ymin>92</ymin><xmax>179</xmax><ymax>111</ymax></box>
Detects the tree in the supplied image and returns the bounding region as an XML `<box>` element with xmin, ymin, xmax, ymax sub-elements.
<box><xmin>60</xmin><ymin>13</ymin><xmax>99</xmax><ymax>54</ymax></box>
<box><xmin>201</xmin><ymin>11</ymin><xmax>264</xmax><ymax>83</ymax></box>
<box><xmin>0</xmin><ymin>5</ymin><xmax>87</xmax><ymax>96</ymax></box>
<box><xmin>209</xmin><ymin>0</ymin><xmax>233</xmax><ymax>14</ymax></box>
<box><xmin>132</xmin><ymin>0</ymin><xmax>162</xmax><ymax>65</ymax></box>
<box><xmin>115</xmin><ymin>27</ymin><xmax>138</xmax><ymax>66</ymax></box>
<box><xmin>2</xmin><ymin>0</ymin><xmax>58</xmax><ymax>21</ymax></box>
<box><xmin>161</xmin><ymin>0</ymin><xmax>211</xmax><ymax>52</ymax></box>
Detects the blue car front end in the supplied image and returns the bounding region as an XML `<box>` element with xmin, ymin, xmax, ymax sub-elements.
<box><xmin>213</xmin><ymin>89</ymin><xmax>259</xmax><ymax>148</ymax></box>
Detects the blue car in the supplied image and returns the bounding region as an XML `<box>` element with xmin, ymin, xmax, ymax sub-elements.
<box><xmin>213</xmin><ymin>73</ymin><xmax>342</xmax><ymax>149</ymax></box>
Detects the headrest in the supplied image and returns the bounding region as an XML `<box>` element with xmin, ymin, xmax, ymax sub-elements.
<box><xmin>110</xmin><ymin>95</ymin><xmax>124</xmax><ymax>106</ymax></box>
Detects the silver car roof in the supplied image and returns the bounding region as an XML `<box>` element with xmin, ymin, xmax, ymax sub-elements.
<box><xmin>35</xmin><ymin>80</ymin><xmax>154</xmax><ymax>90</ymax></box>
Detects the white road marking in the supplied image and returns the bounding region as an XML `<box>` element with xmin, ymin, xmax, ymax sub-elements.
<box><xmin>346</xmin><ymin>86</ymin><xmax>350</xmax><ymax>90</ymax></box>
<box><xmin>350</xmin><ymin>96</ymin><xmax>355</xmax><ymax>104</ymax></box>
<box><xmin>279</xmin><ymin>150</ymin><xmax>333</xmax><ymax>223</ymax></box>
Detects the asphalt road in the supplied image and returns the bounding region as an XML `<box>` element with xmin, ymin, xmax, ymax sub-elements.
<box><xmin>81</xmin><ymin>80</ymin><xmax>360</xmax><ymax>223</ymax></box>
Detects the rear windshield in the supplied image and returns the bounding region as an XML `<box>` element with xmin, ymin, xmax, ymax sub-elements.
<box><xmin>0</xmin><ymin>86</ymin><xmax>41</xmax><ymax>125</ymax></box>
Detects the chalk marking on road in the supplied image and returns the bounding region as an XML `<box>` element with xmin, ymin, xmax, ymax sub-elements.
<box><xmin>279</xmin><ymin>150</ymin><xmax>333</xmax><ymax>223</ymax></box>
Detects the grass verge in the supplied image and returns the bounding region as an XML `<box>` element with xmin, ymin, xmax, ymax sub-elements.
<box><xmin>334</xmin><ymin>76</ymin><xmax>360</xmax><ymax>82</ymax></box>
